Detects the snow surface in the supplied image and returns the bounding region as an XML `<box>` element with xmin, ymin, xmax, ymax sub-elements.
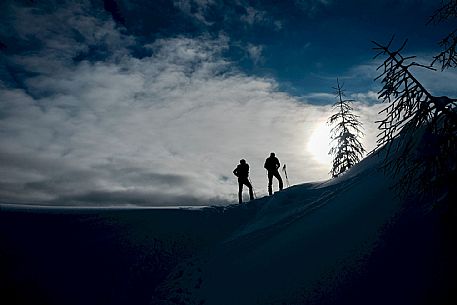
<box><xmin>152</xmin><ymin>149</ymin><xmax>409</xmax><ymax>305</ymax></box>
<box><xmin>1</xmin><ymin>143</ymin><xmax>455</xmax><ymax>305</ymax></box>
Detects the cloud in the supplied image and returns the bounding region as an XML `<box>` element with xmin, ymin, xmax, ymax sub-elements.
<box><xmin>0</xmin><ymin>1</ymin><xmax>385</xmax><ymax>206</ymax></box>
<box><xmin>238</xmin><ymin>5</ymin><xmax>283</xmax><ymax>31</ymax></box>
<box><xmin>173</xmin><ymin>0</ymin><xmax>215</xmax><ymax>25</ymax></box>
<box><xmin>304</xmin><ymin>92</ymin><xmax>334</xmax><ymax>101</ymax></box>
<box><xmin>240</xmin><ymin>7</ymin><xmax>267</xmax><ymax>25</ymax></box>
<box><xmin>349</xmin><ymin>49</ymin><xmax>457</xmax><ymax>98</ymax></box>
<box><xmin>273</xmin><ymin>20</ymin><xmax>283</xmax><ymax>30</ymax></box>
<box><xmin>5</xmin><ymin>2</ymin><xmax>133</xmax><ymax>66</ymax></box>
<box><xmin>246</xmin><ymin>43</ymin><xmax>264</xmax><ymax>65</ymax></box>
<box><xmin>294</xmin><ymin>0</ymin><xmax>333</xmax><ymax>16</ymax></box>
<box><xmin>342</xmin><ymin>50</ymin><xmax>457</xmax><ymax>152</ymax></box>
<box><xmin>350</xmin><ymin>91</ymin><xmax>379</xmax><ymax>104</ymax></box>
<box><xmin>412</xmin><ymin>62</ymin><xmax>457</xmax><ymax>97</ymax></box>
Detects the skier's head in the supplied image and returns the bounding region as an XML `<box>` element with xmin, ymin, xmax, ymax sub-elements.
<box><xmin>270</xmin><ymin>152</ymin><xmax>275</xmax><ymax>157</ymax></box>
<box><xmin>240</xmin><ymin>159</ymin><xmax>246</xmax><ymax>164</ymax></box>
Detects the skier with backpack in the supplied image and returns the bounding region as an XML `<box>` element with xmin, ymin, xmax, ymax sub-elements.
<box><xmin>233</xmin><ymin>159</ymin><xmax>254</xmax><ymax>204</ymax></box>
<box><xmin>264</xmin><ymin>152</ymin><xmax>283</xmax><ymax>195</ymax></box>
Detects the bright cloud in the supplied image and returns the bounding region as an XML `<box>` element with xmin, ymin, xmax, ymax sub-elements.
<box><xmin>0</xmin><ymin>1</ymin><xmax>386</xmax><ymax>206</ymax></box>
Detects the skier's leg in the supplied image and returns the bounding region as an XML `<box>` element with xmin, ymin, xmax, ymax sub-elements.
<box><xmin>275</xmin><ymin>171</ymin><xmax>283</xmax><ymax>191</ymax></box>
<box><xmin>238</xmin><ymin>180</ymin><xmax>243</xmax><ymax>203</ymax></box>
<box><xmin>268</xmin><ymin>171</ymin><xmax>273</xmax><ymax>195</ymax></box>
<box><xmin>245</xmin><ymin>180</ymin><xmax>254</xmax><ymax>200</ymax></box>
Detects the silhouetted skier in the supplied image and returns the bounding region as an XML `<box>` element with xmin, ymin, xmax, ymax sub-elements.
<box><xmin>264</xmin><ymin>152</ymin><xmax>283</xmax><ymax>195</ymax></box>
<box><xmin>233</xmin><ymin>159</ymin><xmax>254</xmax><ymax>204</ymax></box>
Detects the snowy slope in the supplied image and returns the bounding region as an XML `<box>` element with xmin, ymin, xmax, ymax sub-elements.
<box><xmin>152</xmin><ymin>149</ymin><xmax>455</xmax><ymax>305</ymax></box>
<box><xmin>1</xmin><ymin>144</ymin><xmax>455</xmax><ymax>305</ymax></box>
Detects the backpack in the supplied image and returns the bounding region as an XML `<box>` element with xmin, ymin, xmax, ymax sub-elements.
<box><xmin>264</xmin><ymin>157</ymin><xmax>279</xmax><ymax>171</ymax></box>
<box><xmin>236</xmin><ymin>163</ymin><xmax>249</xmax><ymax>178</ymax></box>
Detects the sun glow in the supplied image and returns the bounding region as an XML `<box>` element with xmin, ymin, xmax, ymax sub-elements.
<box><xmin>307</xmin><ymin>122</ymin><xmax>332</xmax><ymax>165</ymax></box>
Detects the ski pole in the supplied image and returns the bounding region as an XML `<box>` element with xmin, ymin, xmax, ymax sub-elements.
<box><xmin>282</xmin><ymin>164</ymin><xmax>290</xmax><ymax>188</ymax></box>
<box><xmin>249</xmin><ymin>177</ymin><xmax>257</xmax><ymax>199</ymax></box>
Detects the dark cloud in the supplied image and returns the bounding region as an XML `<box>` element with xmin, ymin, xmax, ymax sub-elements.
<box><xmin>0</xmin><ymin>148</ymin><xmax>210</xmax><ymax>205</ymax></box>
<box><xmin>103</xmin><ymin>0</ymin><xmax>126</xmax><ymax>25</ymax></box>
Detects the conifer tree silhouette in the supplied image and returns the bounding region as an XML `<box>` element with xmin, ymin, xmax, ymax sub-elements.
<box><xmin>428</xmin><ymin>0</ymin><xmax>457</xmax><ymax>70</ymax></box>
<box><xmin>373</xmin><ymin>38</ymin><xmax>457</xmax><ymax>202</ymax></box>
<box><xmin>328</xmin><ymin>79</ymin><xmax>365</xmax><ymax>178</ymax></box>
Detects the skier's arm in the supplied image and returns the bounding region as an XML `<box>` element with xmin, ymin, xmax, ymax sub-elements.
<box><xmin>233</xmin><ymin>168</ymin><xmax>239</xmax><ymax>177</ymax></box>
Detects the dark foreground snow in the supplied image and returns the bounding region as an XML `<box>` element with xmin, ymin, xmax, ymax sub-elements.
<box><xmin>1</xmin><ymin>151</ymin><xmax>456</xmax><ymax>305</ymax></box>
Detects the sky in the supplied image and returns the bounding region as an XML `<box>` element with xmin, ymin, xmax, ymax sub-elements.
<box><xmin>0</xmin><ymin>0</ymin><xmax>456</xmax><ymax>206</ymax></box>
